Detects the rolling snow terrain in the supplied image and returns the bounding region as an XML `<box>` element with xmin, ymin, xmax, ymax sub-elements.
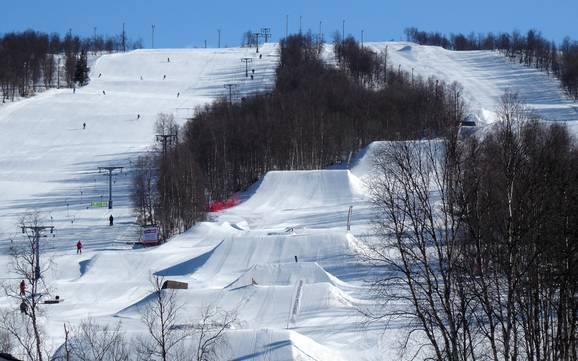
<box><xmin>0</xmin><ymin>42</ymin><xmax>577</xmax><ymax>359</ymax></box>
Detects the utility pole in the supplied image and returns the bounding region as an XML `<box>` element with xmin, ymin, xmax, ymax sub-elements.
<box><xmin>241</xmin><ymin>57</ymin><xmax>253</xmax><ymax>77</ymax></box>
<box><xmin>57</xmin><ymin>58</ymin><xmax>61</xmax><ymax>89</ymax></box>
<box><xmin>223</xmin><ymin>83</ymin><xmax>236</xmax><ymax>104</ymax></box>
<box><xmin>218</xmin><ymin>29</ymin><xmax>221</xmax><ymax>48</ymax></box>
<box><xmin>151</xmin><ymin>24</ymin><xmax>155</xmax><ymax>49</ymax></box>
<box><xmin>98</xmin><ymin>166</ymin><xmax>124</xmax><ymax>209</ymax></box>
<box><xmin>299</xmin><ymin>15</ymin><xmax>302</xmax><ymax>34</ymax></box>
<box><xmin>21</xmin><ymin>225</ymin><xmax>55</xmax><ymax>281</ymax></box>
<box><xmin>361</xmin><ymin>30</ymin><xmax>364</xmax><ymax>48</ymax></box>
<box><xmin>253</xmin><ymin>32</ymin><xmax>261</xmax><ymax>53</ymax></box>
<box><xmin>155</xmin><ymin>134</ymin><xmax>178</xmax><ymax>159</ymax></box>
<box><xmin>342</xmin><ymin>19</ymin><xmax>345</xmax><ymax>42</ymax></box>
<box><xmin>122</xmin><ymin>23</ymin><xmax>126</xmax><ymax>52</ymax></box>
<box><xmin>412</xmin><ymin>67</ymin><xmax>414</xmax><ymax>86</ymax></box>
<box><xmin>204</xmin><ymin>40</ymin><xmax>207</xmax><ymax>48</ymax></box>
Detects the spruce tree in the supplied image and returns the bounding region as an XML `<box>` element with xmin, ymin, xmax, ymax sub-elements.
<box><xmin>74</xmin><ymin>50</ymin><xmax>90</xmax><ymax>86</ymax></box>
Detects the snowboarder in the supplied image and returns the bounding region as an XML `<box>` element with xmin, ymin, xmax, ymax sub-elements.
<box><xmin>83</xmin><ymin>122</ymin><xmax>86</xmax><ymax>130</ymax></box>
<box><xmin>109</xmin><ymin>215</ymin><xmax>114</xmax><ymax>226</ymax></box>
<box><xmin>76</xmin><ymin>240</ymin><xmax>82</xmax><ymax>254</ymax></box>
<box><xmin>19</xmin><ymin>280</ymin><xmax>26</xmax><ymax>296</ymax></box>
<box><xmin>102</xmin><ymin>90</ymin><xmax>106</xmax><ymax>95</ymax></box>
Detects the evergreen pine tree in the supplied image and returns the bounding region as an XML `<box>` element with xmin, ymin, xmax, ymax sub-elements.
<box><xmin>74</xmin><ymin>50</ymin><xmax>90</xmax><ymax>86</ymax></box>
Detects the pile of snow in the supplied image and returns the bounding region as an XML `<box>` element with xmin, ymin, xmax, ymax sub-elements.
<box><xmin>238</xmin><ymin>170</ymin><xmax>365</xmax><ymax>212</ymax></box>
<box><xmin>226</xmin><ymin>262</ymin><xmax>343</xmax><ymax>288</ymax></box>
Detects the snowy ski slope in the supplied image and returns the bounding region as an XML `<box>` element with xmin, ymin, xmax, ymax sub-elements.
<box><xmin>0</xmin><ymin>42</ymin><xmax>577</xmax><ymax>360</ymax></box>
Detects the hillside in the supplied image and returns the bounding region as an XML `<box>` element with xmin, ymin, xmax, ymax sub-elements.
<box><xmin>0</xmin><ymin>42</ymin><xmax>576</xmax><ymax>359</ymax></box>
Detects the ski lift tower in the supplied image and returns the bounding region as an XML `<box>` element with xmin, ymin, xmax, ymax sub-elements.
<box><xmin>98</xmin><ymin>166</ymin><xmax>124</xmax><ymax>209</ymax></box>
<box><xmin>20</xmin><ymin>225</ymin><xmax>55</xmax><ymax>281</ymax></box>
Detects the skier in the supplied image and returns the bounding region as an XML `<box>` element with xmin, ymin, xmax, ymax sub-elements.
<box><xmin>259</xmin><ymin>54</ymin><xmax>262</xmax><ymax>59</ymax></box>
<box><xmin>109</xmin><ymin>215</ymin><xmax>114</xmax><ymax>226</ymax></box>
<box><xmin>73</xmin><ymin>87</ymin><xmax>76</xmax><ymax>94</ymax></box>
<box><xmin>163</xmin><ymin>75</ymin><xmax>166</xmax><ymax>80</ymax></box>
<box><xmin>294</xmin><ymin>255</ymin><xmax>298</xmax><ymax>263</ymax></box>
<box><xmin>252</xmin><ymin>69</ymin><xmax>255</xmax><ymax>74</ymax></box>
<box><xmin>177</xmin><ymin>92</ymin><xmax>180</xmax><ymax>98</ymax></box>
<box><xmin>76</xmin><ymin>240</ymin><xmax>82</xmax><ymax>254</ymax></box>
<box><xmin>19</xmin><ymin>280</ymin><xmax>26</xmax><ymax>296</ymax></box>
<box><xmin>98</xmin><ymin>73</ymin><xmax>102</xmax><ymax>78</ymax></box>
<box><xmin>167</xmin><ymin>57</ymin><xmax>170</xmax><ymax>63</ymax></box>
<box><xmin>83</xmin><ymin>122</ymin><xmax>86</xmax><ymax>130</ymax></box>
<box><xmin>250</xmin><ymin>75</ymin><xmax>253</xmax><ymax>80</ymax></box>
<box><xmin>102</xmin><ymin>90</ymin><xmax>106</xmax><ymax>95</ymax></box>
<box><xmin>137</xmin><ymin>114</ymin><xmax>140</xmax><ymax>120</ymax></box>
<box><xmin>140</xmin><ymin>75</ymin><xmax>143</xmax><ymax>80</ymax></box>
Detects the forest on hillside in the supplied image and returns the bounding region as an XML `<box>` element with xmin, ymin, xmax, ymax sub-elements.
<box><xmin>0</xmin><ymin>30</ymin><xmax>142</xmax><ymax>102</ymax></box>
<box><xmin>134</xmin><ymin>33</ymin><xmax>464</xmax><ymax>239</ymax></box>
<box><xmin>404</xmin><ymin>27</ymin><xmax>578</xmax><ymax>99</ymax></box>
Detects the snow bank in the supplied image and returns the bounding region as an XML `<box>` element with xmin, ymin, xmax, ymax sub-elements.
<box><xmin>238</xmin><ymin>170</ymin><xmax>364</xmax><ymax>212</ymax></box>
<box><xmin>226</xmin><ymin>262</ymin><xmax>343</xmax><ymax>288</ymax></box>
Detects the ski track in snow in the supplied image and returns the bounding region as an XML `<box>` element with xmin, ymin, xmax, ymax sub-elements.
<box><xmin>0</xmin><ymin>42</ymin><xmax>576</xmax><ymax>360</ymax></box>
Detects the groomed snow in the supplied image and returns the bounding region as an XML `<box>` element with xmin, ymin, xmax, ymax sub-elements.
<box><xmin>1</xmin><ymin>42</ymin><xmax>577</xmax><ymax>360</ymax></box>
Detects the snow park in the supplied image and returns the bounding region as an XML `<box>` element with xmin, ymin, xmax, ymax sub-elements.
<box><xmin>0</xmin><ymin>3</ymin><xmax>577</xmax><ymax>361</ymax></box>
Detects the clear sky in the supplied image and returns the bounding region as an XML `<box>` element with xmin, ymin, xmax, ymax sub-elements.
<box><xmin>1</xmin><ymin>0</ymin><xmax>577</xmax><ymax>48</ymax></box>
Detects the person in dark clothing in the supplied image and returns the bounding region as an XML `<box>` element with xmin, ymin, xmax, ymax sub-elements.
<box><xmin>83</xmin><ymin>122</ymin><xmax>86</xmax><ymax>129</ymax></box>
<box><xmin>76</xmin><ymin>240</ymin><xmax>82</xmax><ymax>254</ymax></box>
<box><xmin>250</xmin><ymin>75</ymin><xmax>253</xmax><ymax>80</ymax></box>
<box><xmin>252</xmin><ymin>69</ymin><xmax>255</xmax><ymax>74</ymax></box>
<box><xmin>137</xmin><ymin>114</ymin><xmax>140</xmax><ymax>120</ymax></box>
<box><xmin>20</xmin><ymin>301</ymin><xmax>28</xmax><ymax>315</ymax></box>
<box><xmin>259</xmin><ymin>54</ymin><xmax>262</xmax><ymax>59</ymax></box>
<box><xmin>19</xmin><ymin>280</ymin><xmax>26</xmax><ymax>296</ymax></box>
<box><xmin>109</xmin><ymin>215</ymin><xmax>114</xmax><ymax>226</ymax></box>
<box><xmin>102</xmin><ymin>90</ymin><xmax>106</xmax><ymax>95</ymax></box>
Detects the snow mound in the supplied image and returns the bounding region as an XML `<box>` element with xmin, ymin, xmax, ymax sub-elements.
<box><xmin>238</xmin><ymin>170</ymin><xmax>364</xmax><ymax>212</ymax></box>
<box><xmin>226</xmin><ymin>262</ymin><xmax>343</xmax><ymax>288</ymax></box>
<box><xmin>398</xmin><ymin>45</ymin><xmax>413</xmax><ymax>52</ymax></box>
<box><xmin>190</xmin><ymin>230</ymin><xmax>358</xmax><ymax>287</ymax></box>
<box><xmin>225</xmin><ymin>328</ymin><xmax>347</xmax><ymax>361</ymax></box>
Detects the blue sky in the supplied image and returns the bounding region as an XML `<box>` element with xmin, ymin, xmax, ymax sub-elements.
<box><xmin>2</xmin><ymin>0</ymin><xmax>576</xmax><ymax>48</ymax></box>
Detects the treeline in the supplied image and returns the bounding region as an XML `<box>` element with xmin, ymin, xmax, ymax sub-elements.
<box><xmin>405</xmin><ymin>27</ymin><xmax>578</xmax><ymax>99</ymax></box>
<box><xmin>0</xmin><ymin>30</ymin><xmax>142</xmax><ymax>102</ymax></box>
<box><xmin>143</xmin><ymin>33</ymin><xmax>464</xmax><ymax>238</ymax></box>
<box><xmin>368</xmin><ymin>92</ymin><xmax>577</xmax><ymax>360</ymax></box>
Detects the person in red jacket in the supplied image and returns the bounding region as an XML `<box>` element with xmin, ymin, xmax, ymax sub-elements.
<box><xmin>76</xmin><ymin>240</ymin><xmax>82</xmax><ymax>254</ymax></box>
<box><xmin>19</xmin><ymin>280</ymin><xmax>26</xmax><ymax>296</ymax></box>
